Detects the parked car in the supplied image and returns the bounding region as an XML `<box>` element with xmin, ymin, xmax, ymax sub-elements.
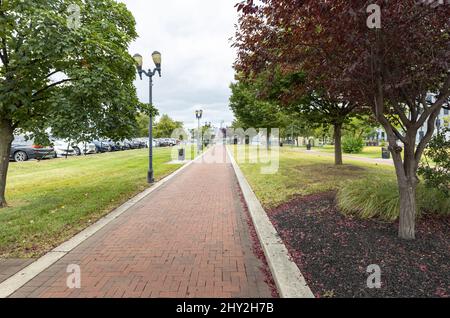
<box><xmin>92</xmin><ymin>140</ymin><xmax>112</xmax><ymax>153</ymax></box>
<box><xmin>115</xmin><ymin>141</ymin><xmax>130</xmax><ymax>151</ymax></box>
<box><xmin>143</xmin><ymin>138</ymin><xmax>159</xmax><ymax>148</ymax></box>
<box><xmin>104</xmin><ymin>140</ymin><xmax>120</xmax><ymax>151</ymax></box>
<box><xmin>169</xmin><ymin>138</ymin><xmax>179</xmax><ymax>146</ymax></box>
<box><xmin>52</xmin><ymin>139</ymin><xmax>82</xmax><ymax>157</ymax></box>
<box><xmin>10</xmin><ymin>136</ymin><xmax>56</xmax><ymax>162</ymax></box>
<box><xmin>123</xmin><ymin>139</ymin><xmax>138</xmax><ymax>149</ymax></box>
<box><xmin>157</xmin><ymin>138</ymin><xmax>170</xmax><ymax>147</ymax></box>
<box><xmin>134</xmin><ymin>138</ymin><xmax>149</xmax><ymax>148</ymax></box>
<box><xmin>78</xmin><ymin>142</ymin><xmax>97</xmax><ymax>155</ymax></box>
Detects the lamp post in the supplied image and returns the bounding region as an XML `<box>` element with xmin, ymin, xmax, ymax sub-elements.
<box><xmin>204</xmin><ymin>122</ymin><xmax>212</xmax><ymax>147</ymax></box>
<box><xmin>195</xmin><ymin>109</ymin><xmax>203</xmax><ymax>153</ymax></box>
<box><xmin>133</xmin><ymin>51</ymin><xmax>162</xmax><ymax>184</ymax></box>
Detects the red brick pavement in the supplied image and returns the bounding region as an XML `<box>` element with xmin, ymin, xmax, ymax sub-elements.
<box><xmin>10</xmin><ymin>146</ymin><xmax>273</xmax><ymax>298</ymax></box>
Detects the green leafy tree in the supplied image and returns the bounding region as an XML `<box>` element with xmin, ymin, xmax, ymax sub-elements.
<box><xmin>419</xmin><ymin>128</ymin><xmax>450</xmax><ymax>197</ymax></box>
<box><xmin>229</xmin><ymin>78</ymin><xmax>290</xmax><ymax>148</ymax></box>
<box><xmin>343</xmin><ymin>116</ymin><xmax>379</xmax><ymax>140</ymax></box>
<box><xmin>232</xmin><ymin>70</ymin><xmax>359</xmax><ymax>164</ymax></box>
<box><xmin>229</xmin><ymin>80</ymin><xmax>287</xmax><ymax>130</ymax></box>
<box><xmin>291</xmin><ymin>93</ymin><xmax>357</xmax><ymax>165</ymax></box>
<box><xmin>231</xmin><ymin>118</ymin><xmax>248</xmax><ymax>130</ymax></box>
<box><xmin>0</xmin><ymin>0</ymin><xmax>149</xmax><ymax>207</ymax></box>
<box><xmin>153</xmin><ymin>114</ymin><xmax>183</xmax><ymax>138</ymax></box>
<box><xmin>135</xmin><ymin>112</ymin><xmax>161</xmax><ymax>138</ymax></box>
<box><xmin>312</xmin><ymin>124</ymin><xmax>333</xmax><ymax>145</ymax></box>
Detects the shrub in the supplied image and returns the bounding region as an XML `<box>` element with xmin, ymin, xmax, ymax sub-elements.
<box><xmin>337</xmin><ymin>178</ymin><xmax>400</xmax><ymax>221</ymax></box>
<box><xmin>342</xmin><ymin>136</ymin><xmax>364</xmax><ymax>154</ymax></box>
<box><xmin>337</xmin><ymin>178</ymin><xmax>450</xmax><ymax>221</ymax></box>
<box><xmin>418</xmin><ymin>127</ymin><xmax>450</xmax><ymax>197</ymax></box>
<box><xmin>417</xmin><ymin>186</ymin><xmax>450</xmax><ymax>217</ymax></box>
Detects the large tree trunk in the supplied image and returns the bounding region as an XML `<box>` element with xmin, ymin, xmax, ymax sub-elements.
<box><xmin>333</xmin><ymin>122</ymin><xmax>343</xmax><ymax>165</ymax></box>
<box><xmin>389</xmin><ymin>133</ymin><xmax>419</xmax><ymax>240</ymax></box>
<box><xmin>0</xmin><ymin>119</ymin><xmax>14</xmax><ymax>208</ymax></box>
<box><xmin>398</xmin><ymin>178</ymin><xmax>417</xmax><ymax>240</ymax></box>
<box><xmin>397</xmin><ymin>135</ymin><xmax>419</xmax><ymax>240</ymax></box>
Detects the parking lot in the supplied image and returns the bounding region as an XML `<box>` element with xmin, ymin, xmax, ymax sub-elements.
<box><xmin>10</xmin><ymin>137</ymin><xmax>180</xmax><ymax>162</ymax></box>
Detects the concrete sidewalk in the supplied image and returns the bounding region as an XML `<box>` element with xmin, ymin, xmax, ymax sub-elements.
<box><xmin>8</xmin><ymin>146</ymin><xmax>272</xmax><ymax>298</ymax></box>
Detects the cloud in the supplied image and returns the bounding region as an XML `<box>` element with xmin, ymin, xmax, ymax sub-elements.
<box><xmin>119</xmin><ymin>0</ymin><xmax>238</xmax><ymax>128</ymax></box>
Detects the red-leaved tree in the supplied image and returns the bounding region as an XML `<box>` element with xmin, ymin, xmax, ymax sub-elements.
<box><xmin>234</xmin><ymin>0</ymin><xmax>450</xmax><ymax>239</ymax></box>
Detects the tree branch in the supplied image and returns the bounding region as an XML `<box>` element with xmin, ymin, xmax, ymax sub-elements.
<box><xmin>32</xmin><ymin>78</ymin><xmax>75</xmax><ymax>99</ymax></box>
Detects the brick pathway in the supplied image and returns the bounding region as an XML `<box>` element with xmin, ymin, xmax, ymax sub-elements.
<box><xmin>10</xmin><ymin>146</ymin><xmax>273</xmax><ymax>298</ymax></box>
<box><xmin>0</xmin><ymin>259</ymin><xmax>35</xmax><ymax>284</ymax></box>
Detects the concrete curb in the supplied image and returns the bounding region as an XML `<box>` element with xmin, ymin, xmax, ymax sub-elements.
<box><xmin>226</xmin><ymin>146</ymin><xmax>315</xmax><ymax>298</ymax></box>
<box><xmin>0</xmin><ymin>150</ymin><xmax>210</xmax><ymax>298</ymax></box>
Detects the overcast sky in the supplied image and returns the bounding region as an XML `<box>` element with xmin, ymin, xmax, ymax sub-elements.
<box><xmin>119</xmin><ymin>0</ymin><xmax>238</xmax><ymax>129</ymax></box>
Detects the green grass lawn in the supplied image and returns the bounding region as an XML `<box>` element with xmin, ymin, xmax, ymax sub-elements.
<box><xmin>231</xmin><ymin>145</ymin><xmax>396</xmax><ymax>208</ymax></box>
<box><xmin>313</xmin><ymin>145</ymin><xmax>384</xmax><ymax>159</ymax></box>
<box><xmin>0</xmin><ymin>147</ymin><xmax>183</xmax><ymax>258</ymax></box>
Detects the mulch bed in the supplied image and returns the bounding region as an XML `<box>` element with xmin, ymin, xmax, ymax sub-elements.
<box><xmin>268</xmin><ymin>191</ymin><xmax>450</xmax><ymax>298</ymax></box>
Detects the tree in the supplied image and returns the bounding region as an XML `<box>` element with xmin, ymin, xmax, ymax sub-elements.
<box><xmin>233</xmin><ymin>32</ymin><xmax>358</xmax><ymax>164</ymax></box>
<box><xmin>135</xmin><ymin>112</ymin><xmax>161</xmax><ymax>138</ymax></box>
<box><xmin>343</xmin><ymin>116</ymin><xmax>379</xmax><ymax>140</ymax></box>
<box><xmin>229</xmin><ymin>79</ymin><xmax>288</xmax><ymax>130</ymax></box>
<box><xmin>232</xmin><ymin>71</ymin><xmax>359</xmax><ymax>164</ymax></box>
<box><xmin>234</xmin><ymin>0</ymin><xmax>450</xmax><ymax>239</ymax></box>
<box><xmin>0</xmin><ymin>0</ymin><xmax>148</xmax><ymax>207</ymax></box>
<box><xmin>289</xmin><ymin>93</ymin><xmax>357</xmax><ymax>164</ymax></box>
<box><xmin>231</xmin><ymin>118</ymin><xmax>248</xmax><ymax>130</ymax></box>
<box><xmin>229</xmin><ymin>78</ymin><xmax>289</xmax><ymax>147</ymax></box>
<box><xmin>153</xmin><ymin>114</ymin><xmax>183</xmax><ymax>138</ymax></box>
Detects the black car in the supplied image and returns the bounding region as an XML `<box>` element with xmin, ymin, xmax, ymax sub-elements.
<box><xmin>10</xmin><ymin>139</ymin><xmax>57</xmax><ymax>162</ymax></box>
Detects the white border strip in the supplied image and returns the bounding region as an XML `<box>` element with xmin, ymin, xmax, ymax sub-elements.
<box><xmin>0</xmin><ymin>150</ymin><xmax>209</xmax><ymax>298</ymax></box>
<box><xmin>226</xmin><ymin>146</ymin><xmax>314</xmax><ymax>298</ymax></box>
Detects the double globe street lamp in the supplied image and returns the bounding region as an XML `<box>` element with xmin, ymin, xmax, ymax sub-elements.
<box><xmin>133</xmin><ymin>51</ymin><xmax>162</xmax><ymax>184</ymax></box>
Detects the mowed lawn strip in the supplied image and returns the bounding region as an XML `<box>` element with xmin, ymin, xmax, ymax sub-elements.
<box><xmin>0</xmin><ymin>148</ymin><xmax>182</xmax><ymax>258</ymax></box>
<box><xmin>231</xmin><ymin>145</ymin><xmax>395</xmax><ymax>209</ymax></box>
<box><xmin>312</xmin><ymin>145</ymin><xmax>383</xmax><ymax>159</ymax></box>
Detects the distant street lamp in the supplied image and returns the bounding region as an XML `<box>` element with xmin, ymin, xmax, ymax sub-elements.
<box><xmin>203</xmin><ymin>122</ymin><xmax>212</xmax><ymax>147</ymax></box>
<box><xmin>195</xmin><ymin>109</ymin><xmax>203</xmax><ymax>153</ymax></box>
<box><xmin>133</xmin><ymin>51</ymin><xmax>162</xmax><ymax>184</ymax></box>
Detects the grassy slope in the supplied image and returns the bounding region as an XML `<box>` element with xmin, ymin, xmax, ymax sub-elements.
<box><xmin>232</xmin><ymin>146</ymin><xmax>395</xmax><ymax>208</ymax></box>
<box><xmin>1</xmin><ymin>148</ymin><xmax>182</xmax><ymax>258</ymax></box>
